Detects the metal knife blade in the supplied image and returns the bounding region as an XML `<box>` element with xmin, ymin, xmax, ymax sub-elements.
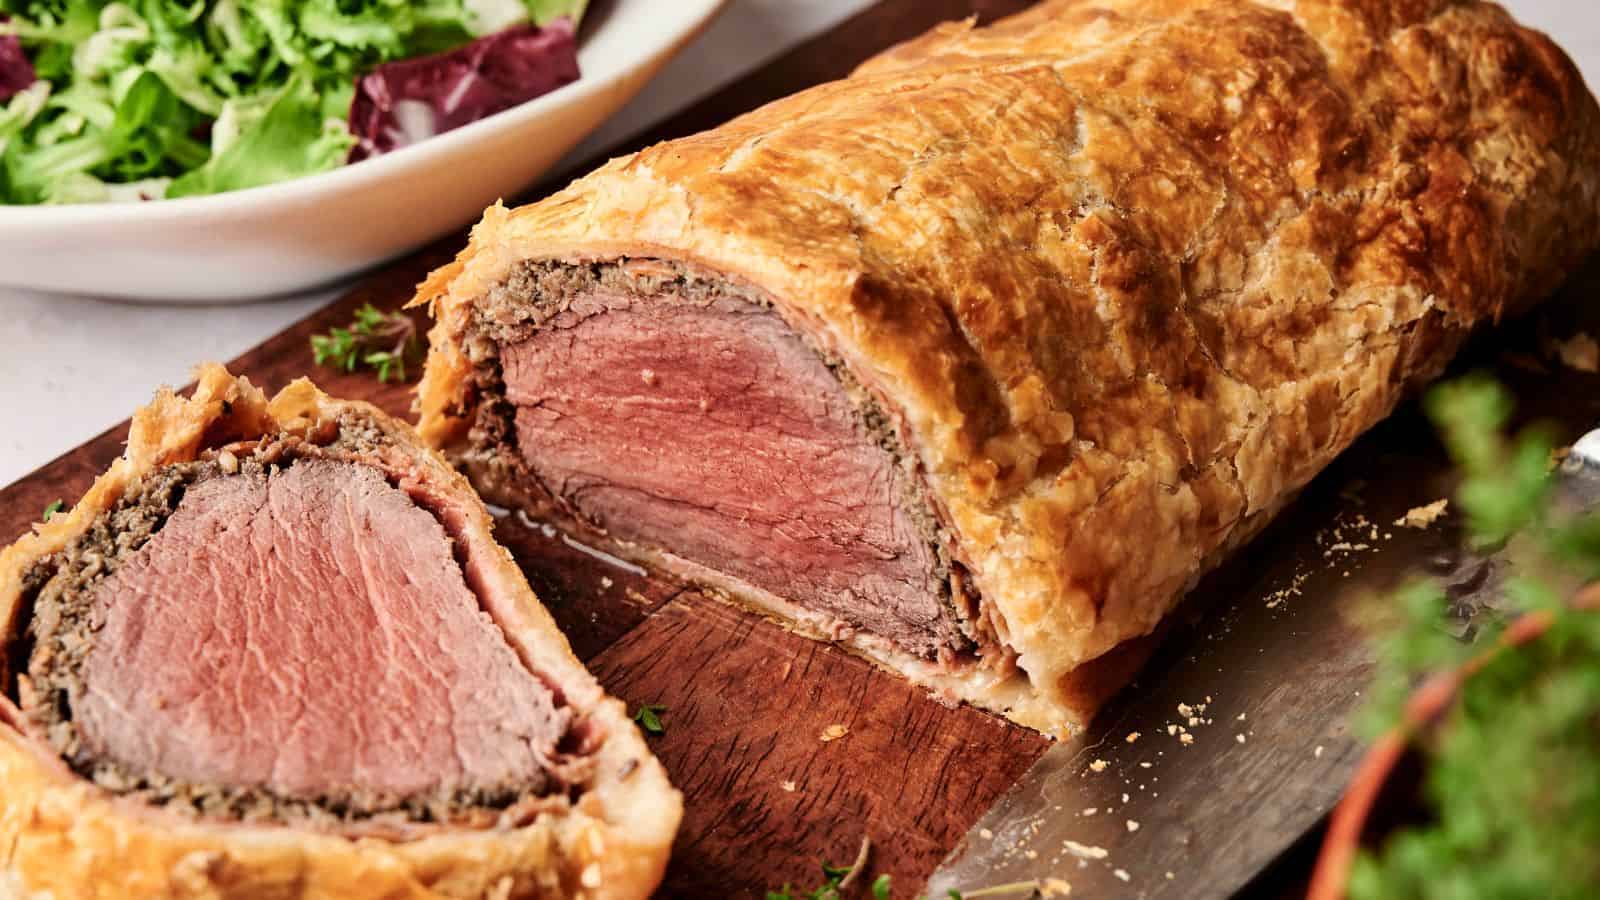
<box><xmin>926</xmin><ymin>422</ymin><xmax>1600</xmax><ymax>899</ymax></box>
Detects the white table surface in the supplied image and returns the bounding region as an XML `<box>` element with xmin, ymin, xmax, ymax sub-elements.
<box><xmin>0</xmin><ymin>0</ymin><xmax>1595</xmax><ymax>488</ymax></box>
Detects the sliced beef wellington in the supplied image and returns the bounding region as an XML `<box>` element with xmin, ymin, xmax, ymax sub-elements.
<box><xmin>412</xmin><ymin>0</ymin><xmax>1600</xmax><ymax>737</ymax></box>
<box><xmin>0</xmin><ymin>365</ymin><xmax>679</xmax><ymax>900</ymax></box>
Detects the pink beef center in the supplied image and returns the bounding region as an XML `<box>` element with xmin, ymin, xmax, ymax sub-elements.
<box><xmin>501</xmin><ymin>294</ymin><xmax>955</xmax><ymax>656</ymax></box>
<box><xmin>78</xmin><ymin>459</ymin><xmax>568</xmax><ymax>800</ymax></box>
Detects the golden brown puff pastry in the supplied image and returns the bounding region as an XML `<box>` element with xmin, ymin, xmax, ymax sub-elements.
<box><xmin>411</xmin><ymin>0</ymin><xmax>1600</xmax><ymax>737</ymax></box>
<box><xmin>0</xmin><ymin>365</ymin><xmax>679</xmax><ymax>899</ymax></box>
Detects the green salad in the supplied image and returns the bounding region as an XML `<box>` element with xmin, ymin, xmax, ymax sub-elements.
<box><xmin>0</xmin><ymin>0</ymin><xmax>586</xmax><ymax>204</ymax></box>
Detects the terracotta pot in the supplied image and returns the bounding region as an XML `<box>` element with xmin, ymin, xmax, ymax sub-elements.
<box><xmin>1307</xmin><ymin>585</ymin><xmax>1599</xmax><ymax>899</ymax></box>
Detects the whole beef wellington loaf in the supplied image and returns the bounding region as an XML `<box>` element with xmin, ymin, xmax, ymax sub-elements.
<box><xmin>412</xmin><ymin>0</ymin><xmax>1600</xmax><ymax>736</ymax></box>
<box><xmin>0</xmin><ymin>365</ymin><xmax>680</xmax><ymax>899</ymax></box>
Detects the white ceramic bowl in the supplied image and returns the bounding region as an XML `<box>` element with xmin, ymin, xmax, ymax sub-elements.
<box><xmin>0</xmin><ymin>0</ymin><xmax>727</xmax><ymax>302</ymax></box>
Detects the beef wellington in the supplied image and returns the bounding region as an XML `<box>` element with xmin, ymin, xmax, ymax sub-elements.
<box><xmin>0</xmin><ymin>365</ymin><xmax>678</xmax><ymax>899</ymax></box>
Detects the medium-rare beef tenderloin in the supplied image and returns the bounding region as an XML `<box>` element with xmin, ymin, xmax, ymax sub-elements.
<box><xmin>464</xmin><ymin>263</ymin><xmax>981</xmax><ymax>665</ymax></box>
<box><xmin>410</xmin><ymin>0</ymin><xmax>1600</xmax><ymax>737</ymax></box>
<box><xmin>0</xmin><ymin>364</ymin><xmax>680</xmax><ymax>900</ymax></box>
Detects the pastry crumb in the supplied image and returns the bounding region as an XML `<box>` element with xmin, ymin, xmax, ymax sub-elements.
<box><xmin>1548</xmin><ymin>332</ymin><xmax>1599</xmax><ymax>373</ymax></box>
<box><xmin>1235</xmin><ymin>734</ymin><xmax>1246</xmax><ymax>744</ymax></box>
<box><xmin>1088</xmin><ymin>759</ymin><xmax>1109</xmax><ymax>773</ymax></box>
<box><xmin>1125</xmin><ymin>731</ymin><xmax>1140</xmax><ymax>743</ymax></box>
<box><xmin>1041</xmin><ymin>877</ymin><xmax>1073</xmax><ymax>897</ymax></box>
<box><xmin>1113</xmin><ymin>869</ymin><xmax>1131</xmax><ymax>883</ymax></box>
<box><xmin>820</xmin><ymin>724</ymin><xmax>849</xmax><ymax>742</ymax></box>
<box><xmin>1126</xmin><ymin>819</ymin><xmax>1140</xmax><ymax>832</ymax></box>
<box><xmin>1063</xmin><ymin>840</ymin><xmax>1108</xmax><ymax>860</ymax></box>
<box><xmin>780</xmin><ymin>780</ymin><xmax>797</xmax><ymax>792</ymax></box>
<box><xmin>1082</xmin><ymin>807</ymin><xmax>1098</xmax><ymax>816</ymax></box>
<box><xmin>1314</xmin><ymin>745</ymin><xmax>1325</xmax><ymax>758</ymax></box>
<box><xmin>980</xmin><ymin>827</ymin><xmax>993</xmax><ymax>839</ymax></box>
<box><xmin>1327</xmin><ymin>541</ymin><xmax>1371</xmax><ymax>552</ymax></box>
<box><xmin>1396</xmin><ymin>499</ymin><xmax>1449</xmax><ymax>529</ymax></box>
<box><xmin>1179</xmin><ymin>732</ymin><xmax>1194</xmax><ymax>745</ymax></box>
<box><xmin>1265</xmin><ymin>570</ymin><xmax>1309</xmax><ymax>608</ymax></box>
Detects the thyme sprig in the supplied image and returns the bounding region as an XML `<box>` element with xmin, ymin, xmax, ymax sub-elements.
<box><xmin>767</xmin><ymin>837</ymin><xmax>879</xmax><ymax>900</ymax></box>
<box><xmin>310</xmin><ymin>303</ymin><xmax>421</xmax><ymax>383</ymax></box>
<box><xmin>764</xmin><ymin>833</ymin><xmax>1038</xmax><ymax>899</ymax></box>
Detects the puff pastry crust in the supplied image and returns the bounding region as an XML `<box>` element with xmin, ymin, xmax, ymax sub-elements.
<box><xmin>413</xmin><ymin>0</ymin><xmax>1600</xmax><ymax>735</ymax></box>
<box><xmin>0</xmin><ymin>365</ymin><xmax>680</xmax><ymax>899</ymax></box>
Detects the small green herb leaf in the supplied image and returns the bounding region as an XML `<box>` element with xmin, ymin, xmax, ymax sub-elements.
<box><xmin>766</xmin><ymin>844</ymin><xmax>883</xmax><ymax>900</ymax></box>
<box><xmin>41</xmin><ymin>499</ymin><xmax>63</xmax><ymax>522</ymax></box>
<box><xmin>309</xmin><ymin>303</ymin><xmax>420</xmax><ymax>382</ymax></box>
<box><xmin>820</xmin><ymin>862</ymin><xmax>851</xmax><ymax>881</ymax></box>
<box><xmin>632</xmin><ymin>703</ymin><xmax>665</xmax><ymax>735</ymax></box>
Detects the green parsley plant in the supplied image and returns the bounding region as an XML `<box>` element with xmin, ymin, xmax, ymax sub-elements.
<box><xmin>1350</xmin><ymin>375</ymin><xmax>1600</xmax><ymax>899</ymax></box>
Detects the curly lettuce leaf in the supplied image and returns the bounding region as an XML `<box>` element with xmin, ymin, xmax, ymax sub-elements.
<box><xmin>463</xmin><ymin>0</ymin><xmax>582</xmax><ymax>34</ymax></box>
<box><xmin>524</xmin><ymin>0</ymin><xmax>585</xmax><ymax>26</ymax></box>
<box><xmin>0</xmin><ymin>77</ymin><xmax>47</xmax><ymax>151</ymax></box>
<box><xmin>3</xmin><ymin>67</ymin><xmax>205</xmax><ymax>201</ymax></box>
<box><xmin>168</xmin><ymin>73</ymin><xmax>352</xmax><ymax>197</ymax></box>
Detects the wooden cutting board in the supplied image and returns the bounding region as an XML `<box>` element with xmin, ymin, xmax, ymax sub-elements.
<box><xmin>3</xmin><ymin>1</ymin><xmax>1598</xmax><ymax>896</ymax></box>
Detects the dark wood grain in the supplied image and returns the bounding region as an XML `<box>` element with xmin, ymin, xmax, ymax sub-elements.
<box><xmin>0</xmin><ymin>2</ymin><xmax>1051</xmax><ymax>897</ymax></box>
<box><xmin>491</xmin><ymin>512</ymin><xmax>686</xmax><ymax>661</ymax></box>
<box><xmin>588</xmin><ymin>597</ymin><xmax>1046</xmax><ymax>897</ymax></box>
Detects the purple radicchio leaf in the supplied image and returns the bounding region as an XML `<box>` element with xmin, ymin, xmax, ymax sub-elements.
<box><xmin>348</xmin><ymin>17</ymin><xmax>580</xmax><ymax>162</ymax></box>
<box><xmin>0</xmin><ymin>28</ymin><xmax>37</xmax><ymax>102</ymax></box>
